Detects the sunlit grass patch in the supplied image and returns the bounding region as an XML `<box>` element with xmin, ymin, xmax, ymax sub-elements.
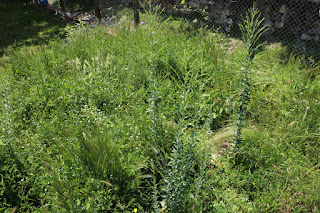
<box><xmin>0</xmin><ymin>3</ymin><xmax>319</xmax><ymax>212</ymax></box>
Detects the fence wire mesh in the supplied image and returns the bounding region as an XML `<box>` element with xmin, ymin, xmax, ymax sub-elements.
<box><xmin>123</xmin><ymin>0</ymin><xmax>320</xmax><ymax>61</ymax></box>
<box><xmin>35</xmin><ymin>0</ymin><xmax>320</xmax><ymax>60</ymax></box>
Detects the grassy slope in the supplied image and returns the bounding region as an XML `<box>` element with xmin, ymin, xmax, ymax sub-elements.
<box><xmin>0</xmin><ymin>0</ymin><xmax>67</xmax><ymax>89</ymax></box>
<box><xmin>0</xmin><ymin>4</ymin><xmax>319</xmax><ymax>213</ymax></box>
<box><xmin>0</xmin><ymin>1</ymin><xmax>66</xmax><ymax>56</ymax></box>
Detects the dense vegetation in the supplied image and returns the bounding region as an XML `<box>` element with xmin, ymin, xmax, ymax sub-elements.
<box><xmin>1</xmin><ymin>3</ymin><xmax>319</xmax><ymax>212</ymax></box>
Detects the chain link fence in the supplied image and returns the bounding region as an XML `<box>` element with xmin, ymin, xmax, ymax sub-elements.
<box><xmin>123</xmin><ymin>0</ymin><xmax>320</xmax><ymax>61</ymax></box>
<box><xmin>31</xmin><ymin>0</ymin><xmax>320</xmax><ymax>60</ymax></box>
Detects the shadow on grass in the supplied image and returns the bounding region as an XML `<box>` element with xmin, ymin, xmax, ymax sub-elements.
<box><xmin>227</xmin><ymin>24</ymin><xmax>320</xmax><ymax>63</ymax></box>
<box><xmin>0</xmin><ymin>0</ymin><xmax>67</xmax><ymax>56</ymax></box>
<box><xmin>158</xmin><ymin>5</ymin><xmax>320</xmax><ymax>63</ymax></box>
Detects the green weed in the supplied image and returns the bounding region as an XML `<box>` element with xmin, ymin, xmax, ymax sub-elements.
<box><xmin>0</xmin><ymin>2</ymin><xmax>319</xmax><ymax>212</ymax></box>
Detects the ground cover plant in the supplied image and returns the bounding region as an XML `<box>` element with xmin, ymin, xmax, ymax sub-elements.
<box><xmin>1</xmin><ymin>2</ymin><xmax>319</xmax><ymax>212</ymax></box>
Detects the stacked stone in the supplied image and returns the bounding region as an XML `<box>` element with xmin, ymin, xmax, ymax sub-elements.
<box><xmin>207</xmin><ymin>1</ymin><xmax>232</xmax><ymax>24</ymax></box>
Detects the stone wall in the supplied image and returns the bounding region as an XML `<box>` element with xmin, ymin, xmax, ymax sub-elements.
<box><xmin>124</xmin><ymin>0</ymin><xmax>320</xmax><ymax>41</ymax></box>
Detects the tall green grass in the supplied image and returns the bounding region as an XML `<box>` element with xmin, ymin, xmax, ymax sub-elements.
<box><xmin>0</xmin><ymin>4</ymin><xmax>319</xmax><ymax>212</ymax></box>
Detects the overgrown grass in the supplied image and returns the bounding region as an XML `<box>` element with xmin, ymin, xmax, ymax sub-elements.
<box><xmin>1</xmin><ymin>4</ymin><xmax>319</xmax><ymax>212</ymax></box>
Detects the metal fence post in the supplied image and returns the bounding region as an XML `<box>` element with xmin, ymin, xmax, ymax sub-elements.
<box><xmin>59</xmin><ymin>0</ymin><xmax>65</xmax><ymax>12</ymax></box>
<box><xmin>134</xmin><ymin>0</ymin><xmax>140</xmax><ymax>25</ymax></box>
<box><xmin>93</xmin><ymin>0</ymin><xmax>101</xmax><ymax>21</ymax></box>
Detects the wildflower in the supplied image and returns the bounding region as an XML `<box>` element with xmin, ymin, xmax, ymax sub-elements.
<box><xmin>181</xmin><ymin>0</ymin><xmax>185</xmax><ymax>4</ymax></box>
<box><xmin>133</xmin><ymin>208</ymin><xmax>138</xmax><ymax>213</ymax></box>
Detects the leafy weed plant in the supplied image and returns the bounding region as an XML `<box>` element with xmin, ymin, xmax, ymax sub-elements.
<box><xmin>233</xmin><ymin>5</ymin><xmax>267</xmax><ymax>152</ymax></box>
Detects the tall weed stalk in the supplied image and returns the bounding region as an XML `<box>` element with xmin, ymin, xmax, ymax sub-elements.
<box><xmin>2</xmin><ymin>83</ymin><xmax>25</xmax><ymax>174</ymax></box>
<box><xmin>234</xmin><ymin>5</ymin><xmax>267</xmax><ymax>152</ymax></box>
<box><xmin>145</xmin><ymin>2</ymin><xmax>162</xmax><ymax>155</ymax></box>
<box><xmin>162</xmin><ymin>117</ymin><xmax>195</xmax><ymax>212</ymax></box>
<box><xmin>2</xmin><ymin>86</ymin><xmax>14</xmax><ymax>152</ymax></box>
<box><xmin>143</xmin><ymin>3</ymin><xmax>165</xmax><ymax>211</ymax></box>
<box><xmin>1</xmin><ymin>83</ymin><xmax>26</xmax><ymax>210</ymax></box>
<box><xmin>162</xmin><ymin>58</ymin><xmax>208</xmax><ymax>212</ymax></box>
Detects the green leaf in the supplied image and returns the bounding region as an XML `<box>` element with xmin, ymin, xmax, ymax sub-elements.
<box><xmin>0</xmin><ymin>139</ymin><xmax>5</xmax><ymax>146</ymax></box>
